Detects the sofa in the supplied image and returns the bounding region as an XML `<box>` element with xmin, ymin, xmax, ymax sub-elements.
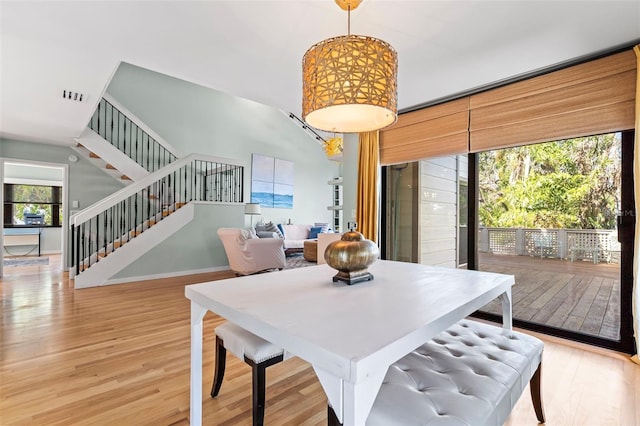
<box><xmin>280</xmin><ymin>224</ymin><xmax>312</xmax><ymax>254</ymax></box>
<box><xmin>256</xmin><ymin>222</ymin><xmax>333</xmax><ymax>255</ymax></box>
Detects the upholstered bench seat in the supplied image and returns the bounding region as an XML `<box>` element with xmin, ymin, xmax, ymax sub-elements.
<box><xmin>212</xmin><ymin>322</ymin><xmax>293</xmax><ymax>426</ymax></box>
<box><xmin>366</xmin><ymin>319</ymin><xmax>545</xmax><ymax>425</ymax></box>
<box><xmin>215</xmin><ymin>322</ymin><xmax>286</xmax><ymax>364</ymax></box>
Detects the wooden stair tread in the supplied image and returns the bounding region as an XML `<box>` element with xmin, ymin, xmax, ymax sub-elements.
<box><xmin>106</xmin><ymin>164</ymin><xmax>117</xmax><ymax>170</ymax></box>
<box><xmin>121</xmin><ymin>175</ymin><xmax>131</xmax><ymax>181</ymax></box>
<box><xmin>89</xmin><ymin>152</ymin><xmax>100</xmax><ymax>159</ymax></box>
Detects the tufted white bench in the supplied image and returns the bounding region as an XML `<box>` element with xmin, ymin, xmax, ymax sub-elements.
<box><xmin>360</xmin><ymin>319</ymin><xmax>545</xmax><ymax>425</ymax></box>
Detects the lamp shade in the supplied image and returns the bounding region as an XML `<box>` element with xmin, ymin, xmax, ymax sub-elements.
<box><xmin>244</xmin><ymin>203</ymin><xmax>261</xmax><ymax>215</ymax></box>
<box><xmin>302</xmin><ymin>34</ymin><xmax>398</xmax><ymax>133</ymax></box>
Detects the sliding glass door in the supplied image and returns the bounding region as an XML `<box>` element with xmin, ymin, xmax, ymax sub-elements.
<box><xmin>473</xmin><ymin>131</ymin><xmax>634</xmax><ymax>352</ymax></box>
<box><xmin>382</xmin><ymin>131</ymin><xmax>634</xmax><ymax>352</ymax></box>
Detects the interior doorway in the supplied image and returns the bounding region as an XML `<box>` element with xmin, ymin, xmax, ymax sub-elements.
<box><xmin>1</xmin><ymin>160</ymin><xmax>68</xmax><ymax>277</ymax></box>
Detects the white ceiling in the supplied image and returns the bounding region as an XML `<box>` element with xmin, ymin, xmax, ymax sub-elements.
<box><xmin>1</xmin><ymin>0</ymin><xmax>639</xmax><ymax>147</ymax></box>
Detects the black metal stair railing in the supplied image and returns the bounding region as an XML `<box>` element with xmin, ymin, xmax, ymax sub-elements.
<box><xmin>88</xmin><ymin>97</ymin><xmax>177</xmax><ymax>172</ymax></box>
<box><xmin>71</xmin><ymin>156</ymin><xmax>244</xmax><ymax>276</ymax></box>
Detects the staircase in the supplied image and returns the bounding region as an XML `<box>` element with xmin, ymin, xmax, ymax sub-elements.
<box><xmin>71</xmin><ymin>96</ymin><xmax>245</xmax><ymax>288</ymax></box>
<box><xmin>73</xmin><ymin>94</ymin><xmax>181</xmax><ymax>185</ymax></box>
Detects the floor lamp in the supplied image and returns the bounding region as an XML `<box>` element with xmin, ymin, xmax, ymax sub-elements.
<box><xmin>244</xmin><ymin>203</ymin><xmax>261</xmax><ymax>228</ymax></box>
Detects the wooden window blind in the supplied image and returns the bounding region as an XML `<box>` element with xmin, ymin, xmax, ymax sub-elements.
<box><xmin>379</xmin><ymin>49</ymin><xmax>636</xmax><ymax>162</ymax></box>
<box><xmin>469</xmin><ymin>50</ymin><xmax>636</xmax><ymax>152</ymax></box>
<box><xmin>379</xmin><ymin>97</ymin><xmax>469</xmax><ymax>165</ymax></box>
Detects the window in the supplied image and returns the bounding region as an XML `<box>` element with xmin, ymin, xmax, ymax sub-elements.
<box><xmin>3</xmin><ymin>184</ymin><xmax>62</xmax><ymax>227</ymax></box>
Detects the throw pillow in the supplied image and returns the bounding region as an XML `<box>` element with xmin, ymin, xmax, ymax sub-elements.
<box><xmin>257</xmin><ymin>231</ymin><xmax>278</xmax><ymax>238</ymax></box>
<box><xmin>314</xmin><ymin>222</ymin><xmax>330</xmax><ymax>233</ymax></box>
<box><xmin>309</xmin><ymin>226</ymin><xmax>323</xmax><ymax>239</ymax></box>
<box><xmin>240</xmin><ymin>228</ymin><xmax>257</xmax><ymax>240</ymax></box>
<box><xmin>265</xmin><ymin>221</ymin><xmax>284</xmax><ymax>239</ymax></box>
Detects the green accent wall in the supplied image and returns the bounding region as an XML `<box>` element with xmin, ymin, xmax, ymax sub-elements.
<box><xmin>112</xmin><ymin>203</ymin><xmax>243</xmax><ymax>279</ymax></box>
<box><xmin>107</xmin><ymin>62</ymin><xmax>339</xmax><ymax>226</ymax></box>
<box><xmin>1</xmin><ymin>62</ymin><xmax>360</xmax><ymax>282</ymax></box>
<box><xmin>104</xmin><ymin>62</ymin><xmax>343</xmax><ymax>280</ymax></box>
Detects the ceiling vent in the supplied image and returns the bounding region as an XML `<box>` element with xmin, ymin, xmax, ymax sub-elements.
<box><xmin>63</xmin><ymin>90</ymin><xmax>83</xmax><ymax>102</ymax></box>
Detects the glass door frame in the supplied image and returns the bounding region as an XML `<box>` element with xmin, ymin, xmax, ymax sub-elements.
<box><xmin>469</xmin><ymin>130</ymin><xmax>635</xmax><ymax>354</ymax></box>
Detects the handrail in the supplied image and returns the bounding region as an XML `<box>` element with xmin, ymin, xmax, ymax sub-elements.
<box><xmin>88</xmin><ymin>96</ymin><xmax>179</xmax><ymax>172</ymax></box>
<box><xmin>72</xmin><ymin>153</ymin><xmax>245</xmax><ymax>226</ymax></box>
<box><xmin>71</xmin><ymin>153</ymin><xmax>245</xmax><ymax>275</ymax></box>
<box><xmin>103</xmin><ymin>93</ymin><xmax>181</xmax><ymax>158</ymax></box>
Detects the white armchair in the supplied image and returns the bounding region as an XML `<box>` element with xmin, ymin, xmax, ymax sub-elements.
<box><xmin>217</xmin><ymin>228</ymin><xmax>286</xmax><ymax>275</ymax></box>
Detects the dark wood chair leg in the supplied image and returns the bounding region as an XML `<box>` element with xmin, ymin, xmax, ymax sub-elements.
<box><xmin>244</xmin><ymin>355</ymin><xmax>283</xmax><ymax>426</ymax></box>
<box><xmin>327</xmin><ymin>405</ymin><xmax>342</xmax><ymax>426</ymax></box>
<box><xmin>210</xmin><ymin>336</ymin><xmax>226</xmax><ymax>398</ymax></box>
<box><xmin>530</xmin><ymin>362</ymin><xmax>545</xmax><ymax>423</ymax></box>
<box><xmin>252</xmin><ymin>363</ymin><xmax>267</xmax><ymax>426</ymax></box>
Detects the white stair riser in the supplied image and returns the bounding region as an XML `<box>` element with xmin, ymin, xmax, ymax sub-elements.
<box><xmin>74</xmin><ymin>127</ymin><xmax>149</xmax><ymax>182</ymax></box>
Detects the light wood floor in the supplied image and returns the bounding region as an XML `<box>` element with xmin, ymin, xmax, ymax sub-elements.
<box><xmin>1</xmin><ymin>255</ymin><xmax>639</xmax><ymax>425</ymax></box>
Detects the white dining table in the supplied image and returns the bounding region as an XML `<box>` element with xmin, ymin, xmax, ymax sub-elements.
<box><xmin>185</xmin><ymin>260</ymin><xmax>514</xmax><ymax>426</ymax></box>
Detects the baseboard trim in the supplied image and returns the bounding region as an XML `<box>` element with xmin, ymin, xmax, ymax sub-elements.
<box><xmin>103</xmin><ymin>265</ymin><xmax>230</xmax><ymax>286</ymax></box>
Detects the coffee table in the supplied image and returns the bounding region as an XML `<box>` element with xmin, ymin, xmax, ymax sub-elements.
<box><xmin>303</xmin><ymin>239</ymin><xmax>318</xmax><ymax>262</ymax></box>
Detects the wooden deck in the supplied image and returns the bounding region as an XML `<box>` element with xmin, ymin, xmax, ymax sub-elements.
<box><xmin>478</xmin><ymin>252</ymin><xmax>620</xmax><ymax>340</ymax></box>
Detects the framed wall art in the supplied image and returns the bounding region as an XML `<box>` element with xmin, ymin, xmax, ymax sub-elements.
<box><xmin>251</xmin><ymin>154</ymin><xmax>293</xmax><ymax>209</ymax></box>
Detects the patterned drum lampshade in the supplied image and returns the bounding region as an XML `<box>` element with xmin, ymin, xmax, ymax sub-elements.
<box><xmin>302</xmin><ymin>0</ymin><xmax>397</xmax><ymax>133</ymax></box>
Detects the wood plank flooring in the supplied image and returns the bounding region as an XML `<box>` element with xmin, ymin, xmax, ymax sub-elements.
<box><xmin>1</xmin><ymin>255</ymin><xmax>638</xmax><ymax>425</ymax></box>
<box><xmin>479</xmin><ymin>253</ymin><xmax>621</xmax><ymax>340</ymax></box>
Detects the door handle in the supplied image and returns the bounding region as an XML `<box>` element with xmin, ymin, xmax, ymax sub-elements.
<box><xmin>617</xmin><ymin>210</ymin><xmax>635</xmax><ymax>243</ymax></box>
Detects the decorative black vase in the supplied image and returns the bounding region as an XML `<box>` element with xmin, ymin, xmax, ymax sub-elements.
<box><xmin>324</xmin><ymin>230</ymin><xmax>379</xmax><ymax>285</ymax></box>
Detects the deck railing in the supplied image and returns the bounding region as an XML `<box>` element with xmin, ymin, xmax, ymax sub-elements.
<box><xmin>479</xmin><ymin>227</ymin><xmax>621</xmax><ymax>264</ymax></box>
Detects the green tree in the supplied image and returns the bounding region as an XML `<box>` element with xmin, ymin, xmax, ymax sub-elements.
<box><xmin>479</xmin><ymin>133</ymin><xmax>620</xmax><ymax>230</ymax></box>
<box><xmin>10</xmin><ymin>184</ymin><xmax>58</xmax><ymax>225</ymax></box>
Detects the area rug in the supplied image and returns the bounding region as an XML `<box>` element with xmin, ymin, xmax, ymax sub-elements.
<box><xmin>4</xmin><ymin>257</ymin><xmax>49</xmax><ymax>267</ymax></box>
<box><xmin>284</xmin><ymin>253</ymin><xmax>316</xmax><ymax>270</ymax></box>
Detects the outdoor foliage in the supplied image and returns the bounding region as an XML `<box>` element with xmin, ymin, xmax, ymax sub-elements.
<box><xmin>479</xmin><ymin>133</ymin><xmax>621</xmax><ymax>230</ymax></box>
<box><xmin>9</xmin><ymin>184</ymin><xmax>59</xmax><ymax>225</ymax></box>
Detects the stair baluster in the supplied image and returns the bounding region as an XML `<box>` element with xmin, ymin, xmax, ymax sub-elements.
<box><xmin>88</xmin><ymin>97</ymin><xmax>178</xmax><ymax>173</ymax></box>
<box><xmin>71</xmin><ymin>156</ymin><xmax>244</xmax><ymax>277</ymax></box>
